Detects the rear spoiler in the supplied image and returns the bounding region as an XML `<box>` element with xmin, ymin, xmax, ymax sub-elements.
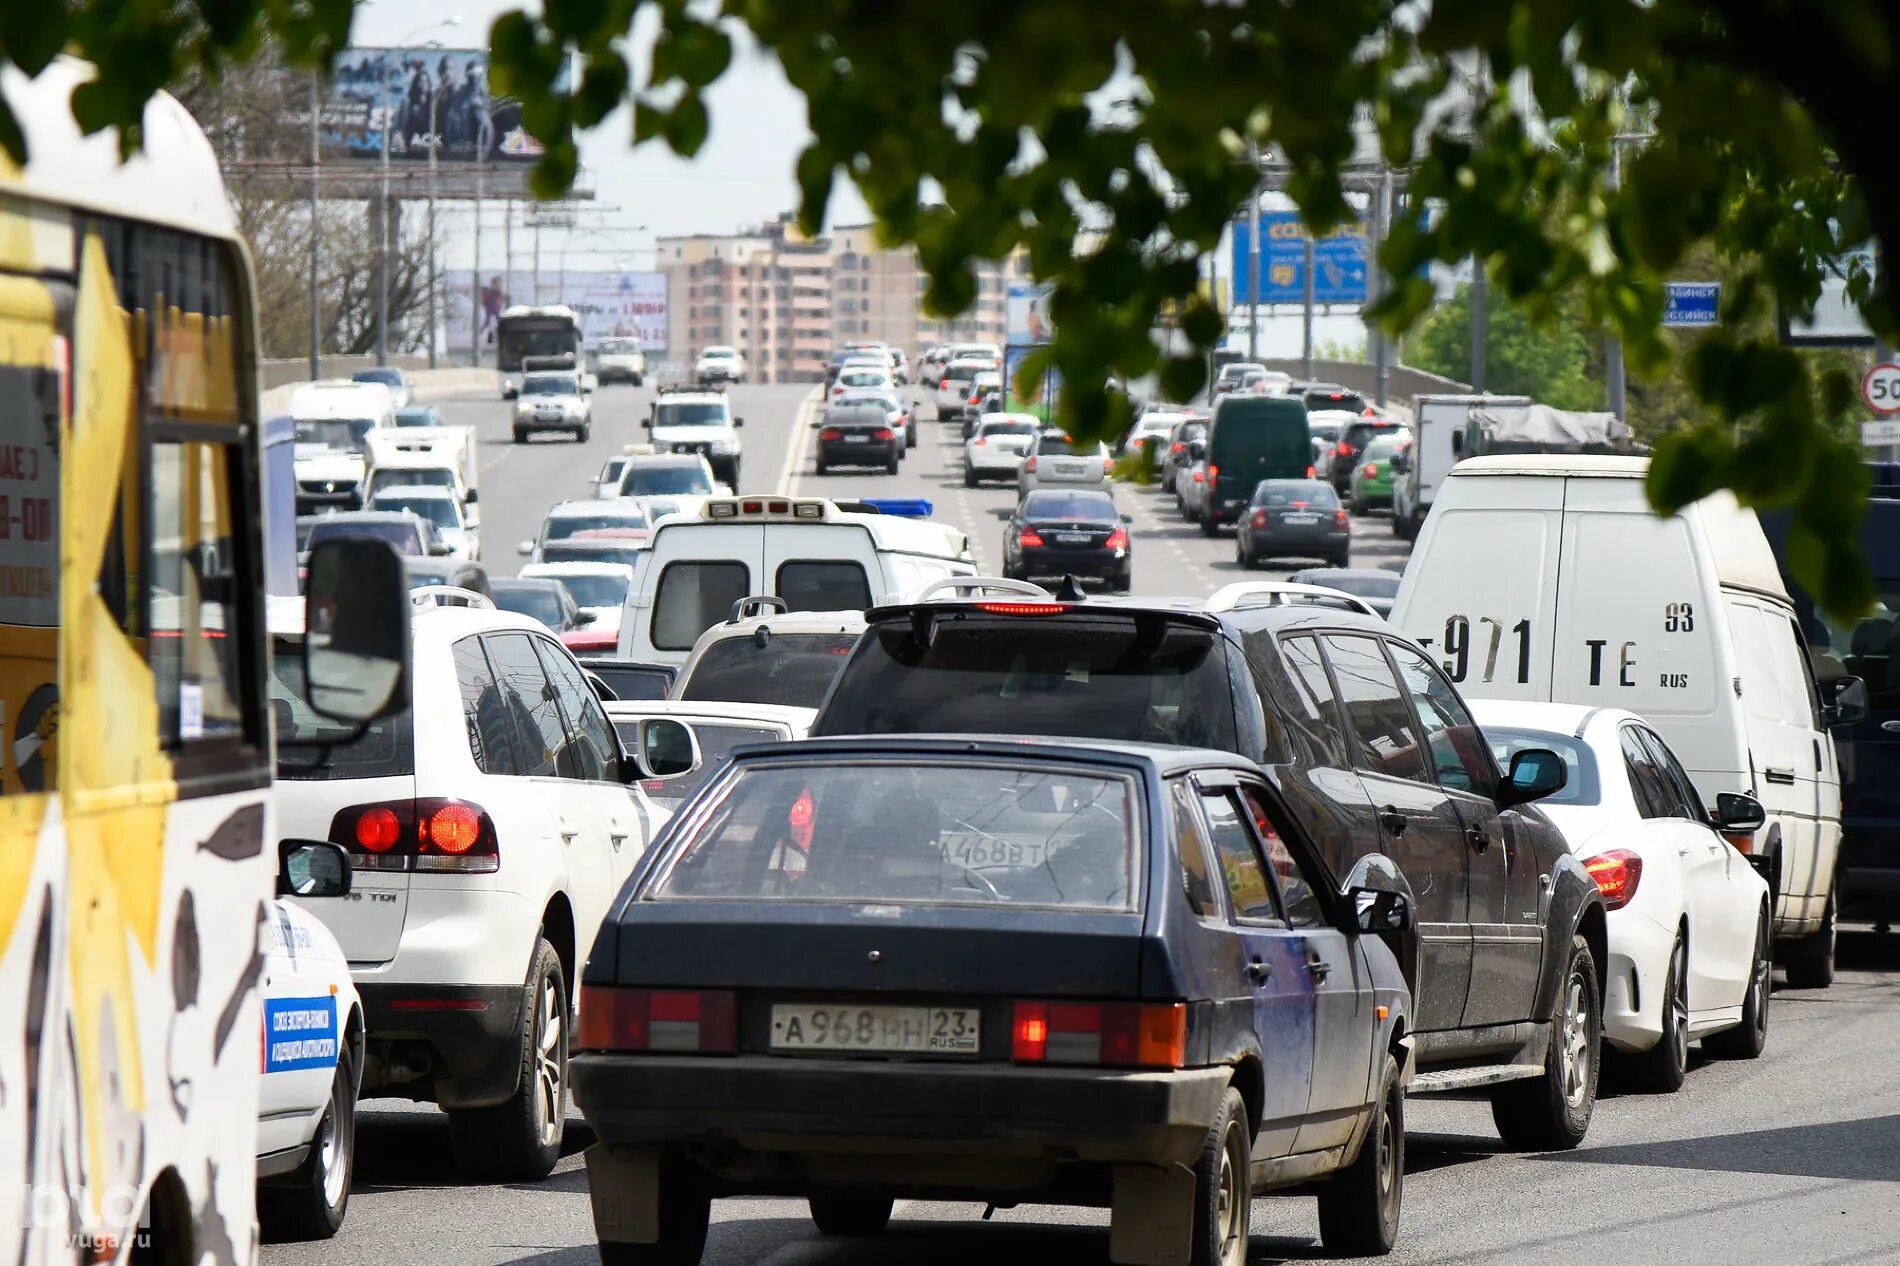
<box><xmin>1203</xmin><ymin>581</ymin><xmax>1379</xmax><ymax>618</ymax></box>
<box><xmin>410</xmin><ymin>586</ymin><xmax>495</xmax><ymax>610</ymax></box>
<box><xmin>913</xmin><ymin>576</ymin><xmax>1052</xmax><ymax>602</ymax></box>
<box><xmin>728</xmin><ymin>595</ymin><xmax>789</xmax><ymax>623</ymax></box>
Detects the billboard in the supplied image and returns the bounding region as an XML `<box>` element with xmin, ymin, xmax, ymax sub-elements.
<box><xmin>445</xmin><ymin>271</ymin><xmax>667</xmax><ymax>353</ymax></box>
<box><xmin>1231</xmin><ymin>213</ymin><xmax>1370</xmax><ymax>305</ymax></box>
<box><xmin>1006</xmin><ymin>282</ymin><xmax>1053</xmax><ymax>345</ymax></box>
<box><xmin>320</xmin><ymin>47</ymin><xmax>551</xmax><ymax>165</ymax></box>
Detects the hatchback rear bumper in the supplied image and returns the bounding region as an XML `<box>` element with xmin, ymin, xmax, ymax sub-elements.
<box><xmin>574</xmin><ymin>1054</ymin><xmax>1228</xmax><ymax>1168</ymax></box>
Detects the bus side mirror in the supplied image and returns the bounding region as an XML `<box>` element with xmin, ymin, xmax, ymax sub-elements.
<box><xmin>302</xmin><ymin>538</ymin><xmax>409</xmax><ymax>723</ymax></box>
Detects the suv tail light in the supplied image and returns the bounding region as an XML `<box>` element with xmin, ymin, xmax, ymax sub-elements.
<box><xmin>1011</xmin><ymin>1000</ymin><xmax>1186</xmax><ymax>1068</ymax></box>
<box><xmin>1018</xmin><ymin>528</ymin><xmax>1046</xmax><ymax>548</ymax></box>
<box><xmin>328</xmin><ymin>799</ymin><xmax>500</xmax><ymax>874</ymax></box>
<box><xmin>1585</xmin><ymin>850</ymin><xmax>1643</xmax><ymax>911</ymax></box>
<box><xmin>1206</xmin><ymin>463</ymin><xmax>1219</xmax><ymax>484</ymax></box>
<box><xmin>1336</xmin><ymin>441</ymin><xmax>1353</xmax><ymax>457</ymax></box>
<box><xmin>1023</xmin><ymin>456</ymin><xmax>1038</xmax><ymax>473</ymax></box>
<box><xmin>578</xmin><ymin>986</ymin><xmax>737</xmax><ymax>1053</ymax></box>
<box><xmin>1105</xmin><ymin>527</ymin><xmax>1129</xmax><ymax>550</ymax></box>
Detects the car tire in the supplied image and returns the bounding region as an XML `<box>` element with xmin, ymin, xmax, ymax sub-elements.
<box><xmin>1622</xmin><ymin>935</ymin><xmax>1688</xmax><ymax>1093</ymax></box>
<box><xmin>964</xmin><ymin>467</ymin><xmax>979</xmax><ymax>487</ymax></box>
<box><xmin>1332</xmin><ymin>549</ymin><xmax>1352</xmax><ymax>568</ymax></box>
<box><xmin>1491</xmin><ymin>933</ymin><xmax>1600</xmax><ymax>1151</ymax></box>
<box><xmin>258</xmin><ymin>1039</ymin><xmax>357</xmax><ymax>1241</ymax></box>
<box><xmin>1111</xmin><ymin>573</ymin><xmax>1132</xmax><ymax>593</ymax></box>
<box><xmin>1351</xmin><ymin>491</ymin><xmax>1366</xmax><ymax>515</ymax></box>
<box><xmin>907</xmin><ymin>426</ymin><xmax>919</xmax><ymax>451</ymax></box>
<box><xmin>513</xmin><ymin>428</ymin><xmax>529</xmax><ymax>445</ymax></box>
<box><xmin>1189</xmin><ymin>1085</ymin><xmax>1251</xmax><ymax>1266</ymax></box>
<box><xmin>577</xmin><ymin>425</ymin><xmax>590</xmax><ymax>444</ymax></box>
<box><xmin>632</xmin><ymin>373</ymin><xmax>644</xmax><ymax>387</ymax></box>
<box><xmin>1705</xmin><ymin>906</ymin><xmax>1772</xmax><ymax>1059</ymax></box>
<box><xmin>1316</xmin><ymin>1051</ymin><xmax>1403</xmax><ymax>1256</ymax></box>
<box><xmin>449</xmin><ymin>938</ymin><xmax>567</xmax><ymax>1181</ymax></box>
<box><xmin>1234</xmin><ymin>540</ymin><xmax>1254</xmax><ymax>570</ymax></box>
<box><xmin>814</xmin><ymin>460</ymin><xmax>828</xmax><ymax>477</ymax></box>
<box><xmin>1783</xmin><ymin>886</ymin><xmax>1836</xmax><ymax>989</ymax></box>
<box><xmin>597</xmin><ymin>1164</ymin><xmax>710</xmax><ymax>1266</ymax></box>
<box><xmin>886</xmin><ymin>457</ymin><xmax>900</xmax><ymax>475</ymax></box>
<box><xmin>1199</xmin><ymin>510</ymin><xmax>1219</xmax><ymax>538</ymax></box>
<box><xmin>808</xmin><ymin>1194</ymin><xmax>893</xmax><ymax>1236</ymax></box>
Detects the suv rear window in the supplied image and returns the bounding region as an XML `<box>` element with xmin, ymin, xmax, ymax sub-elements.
<box><xmin>677</xmin><ymin>633</ymin><xmax>860</xmax><ymax>707</ymax></box>
<box><xmin>271</xmin><ymin>635</ymin><xmax>415</xmax><ymax>780</ymax></box>
<box><xmin>650</xmin><ymin>761</ymin><xmax>1137</xmax><ymax>910</ymax></box>
<box><xmin>654</xmin><ymin>562</ymin><xmax>751</xmax><ymax>650</ymax></box>
<box><xmin>813</xmin><ymin>612</ymin><xmax>1239</xmax><ymax>751</ymax></box>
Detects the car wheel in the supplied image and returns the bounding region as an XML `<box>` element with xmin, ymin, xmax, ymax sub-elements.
<box><xmin>1332</xmin><ymin>548</ymin><xmax>1352</xmax><ymax>568</ymax></box>
<box><xmin>1199</xmin><ymin>509</ymin><xmax>1220</xmax><ymax>538</ymax></box>
<box><xmin>1351</xmin><ymin>491</ymin><xmax>1365</xmax><ymax>515</ymax></box>
<box><xmin>513</xmin><ymin>428</ymin><xmax>529</xmax><ymax>445</ymax></box>
<box><xmin>449</xmin><ymin>938</ymin><xmax>567</xmax><ymax>1181</ymax></box>
<box><xmin>1316</xmin><ymin>1051</ymin><xmax>1402</xmax><ymax>1256</ymax></box>
<box><xmin>814</xmin><ymin>460</ymin><xmax>828</xmax><ymax>476</ymax></box>
<box><xmin>1111</xmin><ymin>572</ymin><xmax>1132</xmax><ymax>593</ymax></box>
<box><xmin>1491</xmin><ymin>933</ymin><xmax>1600</xmax><ymax>1150</ymax></box>
<box><xmin>258</xmin><ymin>1038</ymin><xmax>357</xmax><ymax>1241</ymax></box>
<box><xmin>1705</xmin><ymin>906</ymin><xmax>1772</xmax><ymax>1059</ymax></box>
<box><xmin>632</xmin><ymin>374</ymin><xmax>644</xmax><ymax>387</ymax></box>
<box><xmin>1182</xmin><ymin>499</ymin><xmax>1197</xmax><ymax>524</ymax></box>
<box><xmin>907</xmin><ymin>427</ymin><xmax>919</xmax><ymax>450</ymax></box>
<box><xmin>1623</xmin><ymin>935</ymin><xmax>1688</xmax><ymax>1093</ymax></box>
<box><xmin>597</xmin><ymin>1164</ymin><xmax>710</xmax><ymax>1266</ymax></box>
<box><xmin>577</xmin><ymin>425</ymin><xmax>590</xmax><ymax>444</ymax></box>
<box><xmin>964</xmin><ymin>467</ymin><xmax>979</xmax><ymax>487</ymax></box>
<box><xmin>1234</xmin><ymin>539</ymin><xmax>1253</xmax><ymax>570</ymax></box>
<box><xmin>1783</xmin><ymin>886</ymin><xmax>1836</xmax><ymax>989</ymax></box>
<box><xmin>808</xmin><ymin>1194</ymin><xmax>893</xmax><ymax>1236</ymax></box>
<box><xmin>1189</xmin><ymin>1086</ymin><xmax>1251</xmax><ymax>1266</ymax></box>
<box><xmin>886</xmin><ymin>457</ymin><xmax>901</xmax><ymax>475</ymax></box>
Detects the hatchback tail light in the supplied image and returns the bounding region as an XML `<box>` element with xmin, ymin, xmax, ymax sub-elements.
<box><xmin>1585</xmin><ymin>850</ymin><xmax>1643</xmax><ymax>911</ymax></box>
<box><xmin>820</xmin><ymin>427</ymin><xmax>842</xmax><ymax>440</ymax></box>
<box><xmin>1011</xmin><ymin>1000</ymin><xmax>1186</xmax><ymax>1068</ymax></box>
<box><xmin>1336</xmin><ymin>441</ymin><xmax>1353</xmax><ymax>457</ymax></box>
<box><xmin>1192</xmin><ymin>470</ymin><xmax>1205</xmax><ymax>484</ymax></box>
<box><xmin>1334</xmin><ymin>509</ymin><xmax>1350</xmax><ymax>528</ymax></box>
<box><xmin>1363</xmin><ymin>462</ymin><xmax>1379</xmax><ymax>478</ymax></box>
<box><xmin>1103</xmin><ymin>457</ymin><xmax>1114</xmax><ymax>474</ymax></box>
<box><xmin>973</xmin><ymin>436</ymin><xmax>987</xmax><ymax>446</ymax></box>
<box><xmin>1023</xmin><ymin>456</ymin><xmax>1038</xmax><ymax>473</ymax></box>
<box><xmin>577</xmin><ymin>986</ymin><xmax>737</xmax><ymax>1053</ymax></box>
<box><xmin>1252</xmin><ymin>509</ymin><xmax>1268</xmax><ymax>527</ymax></box>
<box><xmin>1105</xmin><ymin>527</ymin><xmax>1129</xmax><ymax>550</ymax></box>
<box><xmin>328</xmin><ymin>799</ymin><xmax>499</xmax><ymax>873</ymax></box>
<box><xmin>1018</xmin><ymin>529</ymin><xmax>1046</xmax><ymax>548</ymax></box>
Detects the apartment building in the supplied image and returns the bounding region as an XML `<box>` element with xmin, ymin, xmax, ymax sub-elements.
<box><xmin>659</xmin><ymin>214</ymin><xmax>1031</xmax><ymax>383</ymax></box>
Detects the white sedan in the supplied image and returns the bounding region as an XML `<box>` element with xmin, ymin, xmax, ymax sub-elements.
<box><xmin>257</xmin><ymin>842</ymin><xmax>363</xmax><ymax>1239</ymax></box>
<box><xmin>1472</xmin><ymin>700</ymin><xmax>1773</xmax><ymax>1091</ymax></box>
<box><xmin>963</xmin><ymin>413</ymin><xmax>1041</xmax><ymax>485</ymax></box>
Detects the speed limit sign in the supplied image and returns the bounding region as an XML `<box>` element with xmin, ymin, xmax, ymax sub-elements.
<box><xmin>1864</xmin><ymin>362</ymin><xmax>1900</xmax><ymax>415</ymax></box>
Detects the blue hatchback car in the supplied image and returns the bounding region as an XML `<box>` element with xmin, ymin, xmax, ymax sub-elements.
<box><xmin>572</xmin><ymin>736</ymin><xmax>1416</xmax><ymax>1266</ymax></box>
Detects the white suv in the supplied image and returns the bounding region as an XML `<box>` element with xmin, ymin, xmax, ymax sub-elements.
<box><xmin>271</xmin><ymin>601</ymin><xmax>687</xmax><ymax>1180</ymax></box>
<box><xmin>645</xmin><ymin>387</ymin><xmax>745</xmax><ymax>488</ymax></box>
<box><xmin>694</xmin><ymin>345</ymin><xmax>746</xmax><ymax>384</ymax></box>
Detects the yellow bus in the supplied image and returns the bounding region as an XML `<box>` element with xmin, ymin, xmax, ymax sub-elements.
<box><xmin>0</xmin><ymin>59</ymin><xmax>405</xmax><ymax>1263</ymax></box>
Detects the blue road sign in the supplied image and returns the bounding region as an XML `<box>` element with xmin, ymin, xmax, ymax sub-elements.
<box><xmin>1663</xmin><ymin>282</ymin><xmax>1720</xmax><ymax>328</ymax></box>
<box><xmin>1232</xmin><ymin>214</ymin><xmax>1371</xmax><ymax>306</ymax></box>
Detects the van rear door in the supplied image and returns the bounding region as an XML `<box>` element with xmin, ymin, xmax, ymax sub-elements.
<box><xmin>1393</xmin><ymin>474</ymin><xmax>1564</xmax><ymax>699</ymax></box>
<box><xmin>633</xmin><ymin>524</ymin><xmax>764</xmax><ymax>662</ymax></box>
<box><xmin>761</xmin><ymin>524</ymin><xmax>878</xmax><ymax>610</ymax></box>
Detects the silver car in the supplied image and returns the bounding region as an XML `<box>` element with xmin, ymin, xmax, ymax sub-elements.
<box><xmin>964</xmin><ymin>414</ymin><xmax>1041</xmax><ymax>485</ymax></box>
<box><xmin>1018</xmin><ymin>430</ymin><xmax>1113</xmax><ymax>496</ymax></box>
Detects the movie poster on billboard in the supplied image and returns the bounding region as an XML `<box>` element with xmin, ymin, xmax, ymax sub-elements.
<box><xmin>322</xmin><ymin>48</ymin><xmax>551</xmax><ymax>164</ymax></box>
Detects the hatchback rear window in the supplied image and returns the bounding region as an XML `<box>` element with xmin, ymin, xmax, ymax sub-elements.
<box><xmin>678</xmin><ymin>633</ymin><xmax>861</xmax><ymax>708</ymax></box>
<box><xmin>1254</xmin><ymin>481</ymin><xmax>1340</xmax><ymax>508</ymax></box>
<box><xmin>271</xmin><ymin>636</ymin><xmax>415</xmax><ymax>780</ymax></box>
<box><xmin>651</xmin><ymin>761</ymin><xmax>1137</xmax><ymax>910</ymax></box>
<box><xmin>1034</xmin><ymin>435</ymin><xmax>1101</xmax><ymax>457</ymax></box>
<box><xmin>814</xmin><ymin>613</ymin><xmax>1239</xmax><ymax>751</ymax></box>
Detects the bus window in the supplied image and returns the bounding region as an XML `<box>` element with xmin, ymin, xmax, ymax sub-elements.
<box><xmin>149</xmin><ymin>441</ymin><xmax>248</xmax><ymax>743</ymax></box>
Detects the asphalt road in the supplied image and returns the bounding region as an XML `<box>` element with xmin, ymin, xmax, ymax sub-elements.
<box><xmin>277</xmin><ymin>381</ymin><xmax>1900</xmax><ymax>1265</ymax></box>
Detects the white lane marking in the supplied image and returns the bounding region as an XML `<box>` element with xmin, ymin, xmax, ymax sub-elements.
<box><xmin>777</xmin><ymin>387</ymin><xmax>825</xmax><ymax>495</ymax></box>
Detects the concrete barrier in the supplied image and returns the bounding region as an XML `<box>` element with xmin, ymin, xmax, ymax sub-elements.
<box><xmin>260</xmin><ymin>365</ymin><xmax>499</xmax><ymax>415</ymax></box>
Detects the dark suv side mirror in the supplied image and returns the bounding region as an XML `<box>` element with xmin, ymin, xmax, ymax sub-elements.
<box><xmin>1497</xmin><ymin>747</ymin><xmax>1567</xmax><ymax>809</ymax></box>
<box><xmin>278</xmin><ymin>839</ymin><xmax>352</xmax><ymax>898</ymax></box>
<box><xmin>1822</xmin><ymin>675</ymin><xmax>1867</xmax><ymax>728</ymax></box>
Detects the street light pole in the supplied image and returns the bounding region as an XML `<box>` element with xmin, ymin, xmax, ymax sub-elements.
<box><xmin>308</xmin><ymin>71</ymin><xmax>320</xmax><ymax>379</ymax></box>
<box><xmin>1247</xmin><ymin>142</ymin><xmax>1261</xmax><ymax>362</ymax></box>
<box><xmin>1605</xmin><ymin>138</ymin><xmax>1627</xmax><ymax>419</ymax></box>
<box><xmin>427</xmin><ymin>92</ymin><xmax>439</xmax><ymax>369</ymax></box>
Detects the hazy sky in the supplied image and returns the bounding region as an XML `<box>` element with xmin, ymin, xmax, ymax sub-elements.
<box><xmin>351</xmin><ymin>0</ymin><xmax>870</xmax><ymax>270</ymax></box>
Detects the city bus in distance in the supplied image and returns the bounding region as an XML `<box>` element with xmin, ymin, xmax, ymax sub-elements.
<box><xmin>0</xmin><ymin>58</ymin><xmax>403</xmax><ymax>1264</ymax></box>
<box><xmin>496</xmin><ymin>304</ymin><xmax>584</xmax><ymax>398</ymax></box>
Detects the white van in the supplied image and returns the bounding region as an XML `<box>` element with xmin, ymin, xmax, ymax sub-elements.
<box><xmin>290</xmin><ymin>379</ymin><xmax>398</xmax><ymax>511</ymax></box>
<box><xmin>1392</xmin><ymin>455</ymin><xmax>1861</xmax><ymax>986</ymax></box>
<box><xmin>1391</xmin><ymin>394</ymin><xmax>1530</xmax><ymax>541</ymax></box>
<box><xmin>616</xmin><ymin>496</ymin><xmax>976</xmax><ymax>664</ymax></box>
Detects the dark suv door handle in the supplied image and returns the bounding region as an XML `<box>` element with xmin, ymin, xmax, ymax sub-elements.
<box><xmin>1304</xmin><ymin>955</ymin><xmax>1331</xmax><ymax>982</ymax></box>
<box><xmin>1245</xmin><ymin>960</ymin><xmax>1272</xmax><ymax>983</ymax></box>
<box><xmin>1466</xmin><ymin>826</ymin><xmax>1490</xmax><ymax>853</ymax></box>
<box><xmin>1378</xmin><ymin>807</ymin><xmax>1407</xmax><ymax>837</ymax></box>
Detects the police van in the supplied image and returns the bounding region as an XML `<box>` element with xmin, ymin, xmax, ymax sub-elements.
<box><xmin>1392</xmin><ymin>455</ymin><xmax>1864</xmax><ymax>986</ymax></box>
<box><xmin>616</xmin><ymin>496</ymin><xmax>976</xmax><ymax>664</ymax></box>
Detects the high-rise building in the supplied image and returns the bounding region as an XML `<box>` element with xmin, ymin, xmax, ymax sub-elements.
<box><xmin>658</xmin><ymin>214</ymin><xmax>1031</xmax><ymax>383</ymax></box>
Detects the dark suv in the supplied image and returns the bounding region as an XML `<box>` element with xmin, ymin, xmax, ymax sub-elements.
<box><xmin>1326</xmin><ymin>418</ymin><xmax>1406</xmax><ymax>495</ymax></box>
<box><xmin>812</xmin><ymin>588</ymin><xmax>1609</xmax><ymax>1150</ymax></box>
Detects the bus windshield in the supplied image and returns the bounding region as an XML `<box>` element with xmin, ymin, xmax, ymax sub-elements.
<box><xmin>498</xmin><ymin>318</ymin><xmax>581</xmax><ymax>369</ymax></box>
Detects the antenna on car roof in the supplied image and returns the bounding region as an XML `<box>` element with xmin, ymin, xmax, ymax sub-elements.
<box><xmin>1056</xmin><ymin>575</ymin><xmax>1088</xmax><ymax>602</ymax></box>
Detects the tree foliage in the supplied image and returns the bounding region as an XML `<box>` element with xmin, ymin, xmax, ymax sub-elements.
<box><xmin>1410</xmin><ymin>286</ymin><xmax>1598</xmax><ymax>412</ymax></box>
<box><xmin>4</xmin><ymin>0</ymin><xmax>1899</xmax><ymax>612</ymax></box>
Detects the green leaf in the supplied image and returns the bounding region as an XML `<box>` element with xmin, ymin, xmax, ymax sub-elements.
<box><xmin>664</xmin><ymin>92</ymin><xmax>709</xmax><ymax>157</ymax></box>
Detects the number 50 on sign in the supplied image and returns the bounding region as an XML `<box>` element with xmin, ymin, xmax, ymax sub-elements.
<box><xmin>1863</xmin><ymin>362</ymin><xmax>1900</xmax><ymax>415</ymax></box>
